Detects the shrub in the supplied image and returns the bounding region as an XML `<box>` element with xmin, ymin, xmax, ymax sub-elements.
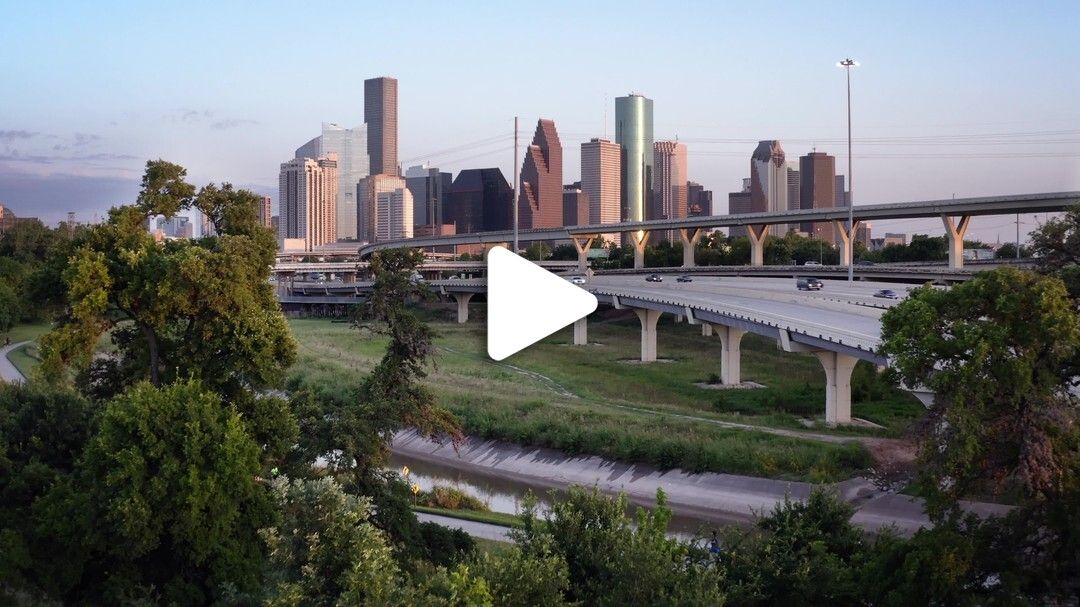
<box><xmin>418</xmin><ymin>485</ymin><xmax>491</xmax><ymax>512</ymax></box>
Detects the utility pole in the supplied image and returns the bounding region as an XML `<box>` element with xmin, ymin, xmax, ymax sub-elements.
<box><xmin>513</xmin><ymin>116</ymin><xmax>519</xmax><ymax>254</ymax></box>
<box><xmin>1015</xmin><ymin>213</ymin><xmax>1021</xmax><ymax>261</ymax></box>
<box><xmin>838</xmin><ymin>58</ymin><xmax>858</xmax><ymax>282</ymax></box>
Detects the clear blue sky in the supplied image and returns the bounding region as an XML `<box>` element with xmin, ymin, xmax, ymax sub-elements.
<box><xmin>2</xmin><ymin>0</ymin><xmax>1078</xmax><ymax>241</ymax></box>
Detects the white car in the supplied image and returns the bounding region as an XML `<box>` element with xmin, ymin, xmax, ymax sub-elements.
<box><xmin>568</xmin><ymin>276</ymin><xmax>587</xmax><ymax>285</ymax></box>
<box><xmin>803</xmin><ymin>261</ymin><xmax>822</xmax><ymax>267</ymax></box>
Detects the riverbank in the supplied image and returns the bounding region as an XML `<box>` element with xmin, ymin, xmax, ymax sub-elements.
<box><xmin>393</xmin><ymin>430</ymin><xmax>1010</xmax><ymax>536</ymax></box>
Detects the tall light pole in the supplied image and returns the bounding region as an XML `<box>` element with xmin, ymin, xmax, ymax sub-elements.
<box><xmin>837</xmin><ymin>58</ymin><xmax>858</xmax><ymax>282</ymax></box>
<box><xmin>513</xmin><ymin>116</ymin><xmax>519</xmax><ymax>254</ymax></box>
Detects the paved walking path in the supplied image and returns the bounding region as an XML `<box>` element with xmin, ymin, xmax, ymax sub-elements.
<box><xmin>415</xmin><ymin>512</ymin><xmax>513</xmax><ymax>542</ymax></box>
<box><xmin>0</xmin><ymin>341</ymin><xmax>29</xmax><ymax>383</ymax></box>
<box><xmin>394</xmin><ymin>431</ymin><xmax>1009</xmax><ymax>536</ymax></box>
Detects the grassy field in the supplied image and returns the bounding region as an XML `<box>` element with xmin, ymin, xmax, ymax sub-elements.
<box><xmin>286</xmin><ymin>308</ymin><xmax>922</xmax><ymax>482</ymax></box>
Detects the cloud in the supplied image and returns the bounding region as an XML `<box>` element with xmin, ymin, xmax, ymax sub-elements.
<box><xmin>210</xmin><ymin>118</ymin><xmax>259</xmax><ymax>130</ymax></box>
<box><xmin>168</xmin><ymin>108</ymin><xmax>215</xmax><ymax>123</ymax></box>
<box><xmin>0</xmin><ymin>151</ymin><xmax>139</xmax><ymax>164</ymax></box>
<box><xmin>0</xmin><ymin>130</ymin><xmax>38</xmax><ymax>141</ymax></box>
<box><xmin>73</xmin><ymin>133</ymin><xmax>100</xmax><ymax>146</ymax></box>
<box><xmin>0</xmin><ymin>167</ymin><xmax>141</xmax><ymax>224</ymax></box>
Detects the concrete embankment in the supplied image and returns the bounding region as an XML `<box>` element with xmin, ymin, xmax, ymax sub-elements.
<box><xmin>393</xmin><ymin>431</ymin><xmax>1009</xmax><ymax>536</ymax></box>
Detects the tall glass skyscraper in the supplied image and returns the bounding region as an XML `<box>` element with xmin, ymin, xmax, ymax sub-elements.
<box><xmin>615</xmin><ymin>94</ymin><xmax>654</xmax><ymax>224</ymax></box>
<box><xmin>295</xmin><ymin>123</ymin><xmax>370</xmax><ymax>240</ymax></box>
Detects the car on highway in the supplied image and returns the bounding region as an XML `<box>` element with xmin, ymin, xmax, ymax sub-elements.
<box><xmin>873</xmin><ymin>289</ymin><xmax>900</xmax><ymax>299</ymax></box>
<box><xmin>676</xmin><ymin>275</ymin><xmax>693</xmax><ymax>283</ymax></box>
<box><xmin>645</xmin><ymin>274</ymin><xmax>663</xmax><ymax>283</ymax></box>
<box><xmin>797</xmin><ymin>277</ymin><xmax>823</xmax><ymax>290</ymax></box>
<box><xmin>568</xmin><ymin>276</ymin><xmax>587</xmax><ymax>285</ymax></box>
<box><xmin>803</xmin><ymin>261</ymin><xmax>822</xmax><ymax>267</ymax></box>
<box><xmin>856</xmin><ymin>260</ymin><xmax>876</xmax><ymax>266</ymax></box>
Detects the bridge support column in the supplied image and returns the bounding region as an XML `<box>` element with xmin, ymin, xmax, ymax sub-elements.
<box><xmin>633</xmin><ymin>308</ymin><xmax>661</xmax><ymax>362</ymax></box>
<box><xmin>814</xmin><ymin>351</ymin><xmax>857</xmax><ymax>425</ymax></box>
<box><xmin>716</xmin><ymin>325</ymin><xmax>746</xmax><ymax>385</ymax></box>
<box><xmin>679</xmin><ymin>228</ymin><xmax>704</xmax><ymax>268</ymax></box>
<box><xmin>832</xmin><ymin>219</ymin><xmax>862</xmax><ymax>267</ymax></box>
<box><xmin>572</xmin><ymin>235</ymin><xmax>595</xmax><ymax>273</ymax></box>
<box><xmin>701</xmin><ymin>323</ymin><xmax>713</xmax><ymax>337</ymax></box>
<box><xmin>747</xmin><ymin>224</ymin><xmax>769</xmax><ymax>266</ymax></box>
<box><xmin>452</xmin><ymin>293</ymin><xmax>474</xmax><ymax>324</ymax></box>
<box><xmin>941</xmin><ymin>214</ymin><xmax>972</xmax><ymax>269</ymax></box>
<box><xmin>630</xmin><ymin>230</ymin><xmax>649</xmax><ymax>269</ymax></box>
<box><xmin>341</xmin><ymin>271</ymin><xmax>356</xmax><ymax>283</ymax></box>
<box><xmin>573</xmin><ymin>317</ymin><xmax>588</xmax><ymax>346</ymax></box>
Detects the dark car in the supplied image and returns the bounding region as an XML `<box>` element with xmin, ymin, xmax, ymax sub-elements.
<box><xmin>873</xmin><ymin>289</ymin><xmax>900</xmax><ymax>299</ymax></box>
<box><xmin>855</xmin><ymin>260</ymin><xmax>876</xmax><ymax>266</ymax></box>
<box><xmin>797</xmin><ymin>277</ymin><xmax>823</xmax><ymax>291</ymax></box>
<box><xmin>645</xmin><ymin>274</ymin><xmax>663</xmax><ymax>283</ymax></box>
<box><xmin>676</xmin><ymin>275</ymin><xmax>693</xmax><ymax>283</ymax></box>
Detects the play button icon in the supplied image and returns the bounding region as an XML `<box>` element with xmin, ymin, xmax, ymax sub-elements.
<box><xmin>487</xmin><ymin>246</ymin><xmax>598</xmax><ymax>360</ymax></box>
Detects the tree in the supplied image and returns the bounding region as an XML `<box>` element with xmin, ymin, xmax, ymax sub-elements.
<box><xmin>0</xmin><ymin>282</ymin><xmax>20</xmax><ymax>334</ymax></box>
<box><xmin>0</xmin><ymin>218</ymin><xmax>59</xmax><ymax>265</ymax></box>
<box><xmin>68</xmin><ymin>380</ymin><xmax>272</xmax><ymax>604</ymax></box>
<box><xmin>38</xmin><ymin>160</ymin><xmax>295</xmax><ymax>397</ymax></box>
<box><xmin>994</xmin><ymin>243</ymin><xmax>1030</xmax><ymax>260</ymax></box>
<box><xmin>879</xmin><ymin>267</ymin><xmax>1080</xmax><ymax>514</ymax></box>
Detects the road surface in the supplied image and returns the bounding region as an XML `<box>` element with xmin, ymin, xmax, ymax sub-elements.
<box><xmin>0</xmin><ymin>341</ymin><xmax>28</xmax><ymax>383</ymax></box>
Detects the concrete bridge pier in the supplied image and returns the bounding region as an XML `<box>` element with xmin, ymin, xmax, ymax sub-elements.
<box><xmin>715</xmin><ymin>325</ymin><xmax>746</xmax><ymax>385</ymax></box>
<box><xmin>571</xmin><ymin>235</ymin><xmax>595</xmax><ymax>273</ymax></box>
<box><xmin>452</xmin><ymin>293</ymin><xmax>474</xmax><ymax>323</ymax></box>
<box><xmin>746</xmin><ymin>224</ymin><xmax>769</xmax><ymax>266</ymax></box>
<box><xmin>941</xmin><ymin>214</ymin><xmax>972</xmax><ymax>269</ymax></box>
<box><xmin>630</xmin><ymin>230</ymin><xmax>649</xmax><ymax>269</ymax></box>
<box><xmin>679</xmin><ymin>228</ymin><xmax>704</xmax><ymax>268</ymax></box>
<box><xmin>341</xmin><ymin>271</ymin><xmax>356</xmax><ymax>283</ymax></box>
<box><xmin>701</xmin><ymin>323</ymin><xmax>713</xmax><ymax>337</ymax></box>
<box><xmin>814</xmin><ymin>351</ymin><xmax>858</xmax><ymax>425</ymax></box>
<box><xmin>573</xmin><ymin>317</ymin><xmax>588</xmax><ymax>346</ymax></box>
<box><xmin>832</xmin><ymin>219</ymin><xmax>862</xmax><ymax>267</ymax></box>
<box><xmin>633</xmin><ymin>308</ymin><xmax>662</xmax><ymax>362</ymax></box>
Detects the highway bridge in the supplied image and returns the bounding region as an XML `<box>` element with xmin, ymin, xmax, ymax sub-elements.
<box><xmin>278</xmin><ymin>273</ymin><xmax>933</xmax><ymax>426</ymax></box>
<box><xmin>356</xmin><ymin>191</ymin><xmax>1079</xmax><ymax>271</ymax></box>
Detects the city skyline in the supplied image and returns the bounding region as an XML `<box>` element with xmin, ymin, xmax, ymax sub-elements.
<box><xmin>1</xmin><ymin>1</ymin><xmax>1078</xmax><ymax>242</ymax></box>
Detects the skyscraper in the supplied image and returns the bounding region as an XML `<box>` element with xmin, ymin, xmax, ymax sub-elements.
<box><xmin>728</xmin><ymin>179</ymin><xmax>752</xmax><ymax>238</ymax></box>
<box><xmin>786</xmin><ymin>164</ymin><xmax>801</xmax><ymax>212</ymax></box>
<box><xmin>653</xmin><ymin>141</ymin><xmax>688</xmax><ymax>221</ymax></box>
<box><xmin>364</xmin><ymin>77</ymin><xmax>398</xmax><ymax>176</ymax></box>
<box><xmin>375</xmin><ymin>187</ymin><xmax>413</xmax><ymax>240</ymax></box>
<box><xmin>687</xmin><ymin>182</ymin><xmax>713</xmax><ymax>216</ymax></box>
<box><xmin>356</xmin><ymin>173</ymin><xmax>407</xmax><ymax>242</ymax></box>
<box><xmin>257</xmin><ymin>195</ymin><xmax>272</xmax><ymax>229</ymax></box>
<box><xmin>750</xmin><ymin>140</ymin><xmax>788</xmax><ymax>233</ymax></box>
<box><xmin>296</xmin><ymin>123</ymin><xmax>370</xmax><ymax>240</ymax></box>
<box><xmin>517</xmin><ymin>119</ymin><xmax>563</xmax><ymax>229</ymax></box>
<box><xmin>405</xmin><ymin>164</ymin><xmax>453</xmax><ymax>230</ymax></box>
<box><xmin>799</xmin><ymin>152</ymin><xmax>837</xmax><ymax>239</ymax></box>
<box><xmin>615</xmin><ymin>94</ymin><xmax>654</xmax><ymax>224</ymax></box>
<box><xmin>278</xmin><ymin>155</ymin><xmax>338</xmax><ymax>251</ymax></box>
<box><xmin>443</xmin><ymin>168</ymin><xmax>513</xmax><ymax>233</ymax></box>
<box><xmin>835</xmin><ymin>174</ymin><xmax>849</xmax><ymax>207</ymax></box>
<box><xmin>562</xmin><ymin>186</ymin><xmax>589</xmax><ymax>227</ymax></box>
<box><xmin>580</xmin><ymin>138</ymin><xmax>621</xmax><ymax>240</ymax></box>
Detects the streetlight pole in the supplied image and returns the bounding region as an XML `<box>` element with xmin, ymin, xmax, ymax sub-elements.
<box><xmin>512</xmin><ymin>116</ymin><xmax>519</xmax><ymax>254</ymax></box>
<box><xmin>838</xmin><ymin>58</ymin><xmax>858</xmax><ymax>283</ymax></box>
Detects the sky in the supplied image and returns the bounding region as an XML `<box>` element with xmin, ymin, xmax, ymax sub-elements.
<box><xmin>2</xmin><ymin>0</ymin><xmax>1078</xmax><ymax>242</ymax></box>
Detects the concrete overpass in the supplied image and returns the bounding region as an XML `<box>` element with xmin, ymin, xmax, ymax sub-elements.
<box><xmin>357</xmin><ymin>191</ymin><xmax>1079</xmax><ymax>270</ymax></box>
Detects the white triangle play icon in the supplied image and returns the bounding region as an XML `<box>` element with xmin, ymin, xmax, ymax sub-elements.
<box><xmin>487</xmin><ymin>246</ymin><xmax>598</xmax><ymax>361</ymax></box>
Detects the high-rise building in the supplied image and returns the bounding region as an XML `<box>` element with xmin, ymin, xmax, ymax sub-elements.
<box><xmin>356</xmin><ymin>173</ymin><xmax>407</xmax><ymax>242</ymax></box>
<box><xmin>278</xmin><ymin>155</ymin><xmax>338</xmax><ymax>251</ymax></box>
<box><xmin>687</xmin><ymin>182</ymin><xmax>713</xmax><ymax>216</ymax></box>
<box><xmin>364</xmin><ymin>76</ymin><xmax>399</xmax><ymax>176</ymax></box>
<box><xmin>443</xmin><ymin>168</ymin><xmax>513</xmax><ymax>233</ymax></box>
<box><xmin>257</xmin><ymin>195</ymin><xmax>272</xmax><ymax>229</ymax></box>
<box><xmin>580</xmin><ymin>138</ymin><xmax>621</xmax><ymax>240</ymax></box>
<box><xmin>199</xmin><ymin>209</ymin><xmax>216</xmax><ymax>238</ymax></box>
<box><xmin>834</xmin><ymin>175</ymin><xmax>849</xmax><ymax>207</ymax></box>
<box><xmin>615</xmin><ymin>94</ymin><xmax>654</xmax><ymax>223</ymax></box>
<box><xmin>562</xmin><ymin>186</ymin><xmax>589</xmax><ymax>227</ymax></box>
<box><xmin>157</xmin><ymin>215</ymin><xmax>193</xmax><ymax>239</ymax></box>
<box><xmin>518</xmin><ymin>119</ymin><xmax>564</xmax><ymax>229</ymax></box>
<box><xmin>375</xmin><ymin>187</ymin><xmax>413</xmax><ymax>240</ymax></box>
<box><xmin>295</xmin><ymin>123</ymin><xmax>370</xmax><ymax>240</ymax></box>
<box><xmin>786</xmin><ymin>164</ymin><xmax>801</xmax><ymax>213</ymax></box>
<box><xmin>405</xmin><ymin>164</ymin><xmax>453</xmax><ymax>230</ymax></box>
<box><xmin>727</xmin><ymin>179</ymin><xmax>753</xmax><ymax>238</ymax></box>
<box><xmin>653</xmin><ymin>141</ymin><xmax>688</xmax><ymax>221</ymax></box>
<box><xmin>799</xmin><ymin>152</ymin><xmax>837</xmax><ymax>239</ymax></box>
<box><xmin>856</xmin><ymin>222</ymin><xmax>872</xmax><ymax>248</ymax></box>
<box><xmin>750</xmin><ymin>141</ymin><xmax>788</xmax><ymax>234</ymax></box>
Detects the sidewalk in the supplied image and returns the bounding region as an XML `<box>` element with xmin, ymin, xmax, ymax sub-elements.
<box><xmin>0</xmin><ymin>341</ymin><xmax>29</xmax><ymax>383</ymax></box>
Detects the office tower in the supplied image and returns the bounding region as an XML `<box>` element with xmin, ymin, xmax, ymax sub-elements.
<box><xmin>856</xmin><ymin>222</ymin><xmax>872</xmax><ymax>248</ymax></box>
<box><xmin>356</xmin><ymin>173</ymin><xmax>407</xmax><ymax>242</ymax></box>
<box><xmin>835</xmin><ymin>175</ymin><xmax>849</xmax><ymax>207</ymax></box>
<box><xmin>156</xmin><ymin>215</ymin><xmax>193</xmax><ymax>238</ymax></box>
<box><xmin>615</xmin><ymin>94</ymin><xmax>654</xmax><ymax>223</ymax></box>
<box><xmin>750</xmin><ymin>141</ymin><xmax>788</xmax><ymax>236</ymax></box>
<box><xmin>270</xmin><ymin>215</ymin><xmax>279</xmax><ymax>236</ymax></box>
<box><xmin>799</xmin><ymin>151</ymin><xmax>837</xmax><ymax>239</ymax></box>
<box><xmin>443</xmin><ymin>168</ymin><xmax>513</xmax><ymax>233</ymax></box>
<box><xmin>563</xmin><ymin>186</ymin><xmax>589</xmax><ymax>227</ymax></box>
<box><xmin>518</xmin><ymin>119</ymin><xmax>564</xmax><ymax>229</ymax></box>
<box><xmin>687</xmin><ymin>182</ymin><xmax>713</xmax><ymax>216</ymax></box>
<box><xmin>279</xmin><ymin>155</ymin><xmax>338</xmax><ymax>251</ymax></box>
<box><xmin>787</xmin><ymin>164</ymin><xmax>801</xmax><ymax>213</ymax></box>
<box><xmin>728</xmin><ymin>179</ymin><xmax>753</xmax><ymax>238</ymax></box>
<box><xmin>580</xmin><ymin>138</ymin><xmax>621</xmax><ymax>240</ymax></box>
<box><xmin>364</xmin><ymin>76</ymin><xmax>398</xmax><ymax>175</ymax></box>
<box><xmin>653</xmin><ymin>141</ymin><xmax>688</xmax><ymax>221</ymax></box>
<box><xmin>199</xmin><ymin>209</ymin><xmax>216</xmax><ymax>238</ymax></box>
<box><xmin>257</xmin><ymin>196</ymin><xmax>272</xmax><ymax>229</ymax></box>
<box><xmin>375</xmin><ymin>187</ymin><xmax>413</xmax><ymax>240</ymax></box>
<box><xmin>296</xmin><ymin>123</ymin><xmax>370</xmax><ymax>240</ymax></box>
<box><xmin>405</xmin><ymin>164</ymin><xmax>453</xmax><ymax>229</ymax></box>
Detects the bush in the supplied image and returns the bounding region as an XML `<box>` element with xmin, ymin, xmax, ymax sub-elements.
<box><xmin>418</xmin><ymin>485</ymin><xmax>491</xmax><ymax>512</ymax></box>
<box><xmin>706</xmin><ymin>372</ymin><xmax>721</xmax><ymax>384</ymax></box>
<box><xmin>417</xmin><ymin>522</ymin><xmax>477</xmax><ymax>568</ymax></box>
